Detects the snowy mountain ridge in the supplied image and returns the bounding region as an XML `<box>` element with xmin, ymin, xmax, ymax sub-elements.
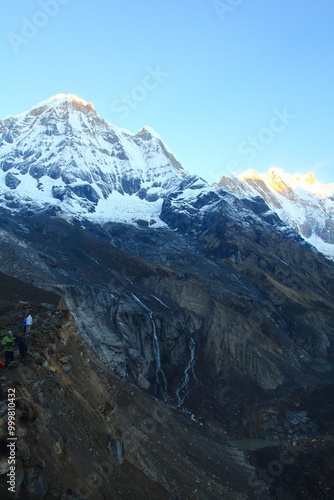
<box><xmin>1</xmin><ymin>95</ymin><xmax>334</xmax><ymax>260</ymax></box>
<box><xmin>218</xmin><ymin>167</ymin><xmax>334</xmax><ymax>260</ymax></box>
<box><xmin>0</xmin><ymin>94</ymin><xmax>206</xmax><ymax>226</ymax></box>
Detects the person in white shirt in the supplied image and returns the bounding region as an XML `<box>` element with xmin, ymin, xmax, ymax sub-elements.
<box><xmin>25</xmin><ymin>314</ymin><xmax>33</xmax><ymax>333</ymax></box>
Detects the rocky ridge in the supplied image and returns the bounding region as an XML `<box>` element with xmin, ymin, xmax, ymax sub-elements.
<box><xmin>218</xmin><ymin>168</ymin><xmax>334</xmax><ymax>260</ymax></box>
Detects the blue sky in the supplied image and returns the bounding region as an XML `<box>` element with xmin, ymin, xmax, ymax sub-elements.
<box><xmin>2</xmin><ymin>0</ymin><xmax>334</xmax><ymax>183</ymax></box>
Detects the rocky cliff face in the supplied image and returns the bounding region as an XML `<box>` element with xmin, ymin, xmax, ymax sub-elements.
<box><xmin>1</xmin><ymin>209</ymin><xmax>333</xmax><ymax>500</ymax></box>
<box><xmin>0</xmin><ymin>97</ymin><xmax>334</xmax><ymax>499</ymax></box>
<box><xmin>0</xmin><ymin>279</ymin><xmax>253</xmax><ymax>500</ymax></box>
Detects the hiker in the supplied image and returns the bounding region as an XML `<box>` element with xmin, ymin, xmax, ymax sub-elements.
<box><xmin>14</xmin><ymin>334</ymin><xmax>28</xmax><ymax>363</ymax></box>
<box><xmin>24</xmin><ymin>313</ymin><xmax>33</xmax><ymax>333</ymax></box>
<box><xmin>1</xmin><ymin>331</ymin><xmax>16</xmax><ymax>369</ymax></box>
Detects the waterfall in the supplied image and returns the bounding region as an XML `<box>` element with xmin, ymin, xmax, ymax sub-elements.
<box><xmin>150</xmin><ymin>295</ymin><xmax>170</xmax><ymax>309</ymax></box>
<box><xmin>131</xmin><ymin>294</ymin><xmax>168</xmax><ymax>401</ymax></box>
<box><xmin>149</xmin><ymin>311</ymin><xmax>168</xmax><ymax>402</ymax></box>
<box><xmin>176</xmin><ymin>337</ymin><xmax>198</xmax><ymax>407</ymax></box>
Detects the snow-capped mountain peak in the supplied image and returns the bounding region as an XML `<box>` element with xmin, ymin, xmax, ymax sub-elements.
<box><xmin>0</xmin><ymin>95</ymin><xmax>195</xmax><ymax>225</ymax></box>
<box><xmin>244</xmin><ymin>167</ymin><xmax>334</xmax><ymax>198</ymax></box>
<box><xmin>219</xmin><ymin>167</ymin><xmax>334</xmax><ymax>260</ymax></box>
<box><xmin>11</xmin><ymin>93</ymin><xmax>96</xmax><ymax>122</ymax></box>
<box><xmin>237</xmin><ymin>167</ymin><xmax>334</xmax><ymax>202</ymax></box>
<box><xmin>49</xmin><ymin>93</ymin><xmax>95</xmax><ymax>108</ymax></box>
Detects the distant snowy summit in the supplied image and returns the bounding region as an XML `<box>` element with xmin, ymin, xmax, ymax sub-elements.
<box><xmin>0</xmin><ymin>94</ymin><xmax>203</xmax><ymax>225</ymax></box>
<box><xmin>218</xmin><ymin>168</ymin><xmax>334</xmax><ymax>260</ymax></box>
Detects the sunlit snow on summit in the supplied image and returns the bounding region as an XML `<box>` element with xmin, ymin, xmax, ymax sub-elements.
<box><xmin>51</xmin><ymin>93</ymin><xmax>94</xmax><ymax>109</ymax></box>
<box><xmin>239</xmin><ymin>167</ymin><xmax>334</xmax><ymax>197</ymax></box>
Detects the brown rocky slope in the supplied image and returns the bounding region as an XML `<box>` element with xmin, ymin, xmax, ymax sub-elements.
<box><xmin>0</xmin><ymin>274</ymin><xmax>252</xmax><ymax>500</ymax></box>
